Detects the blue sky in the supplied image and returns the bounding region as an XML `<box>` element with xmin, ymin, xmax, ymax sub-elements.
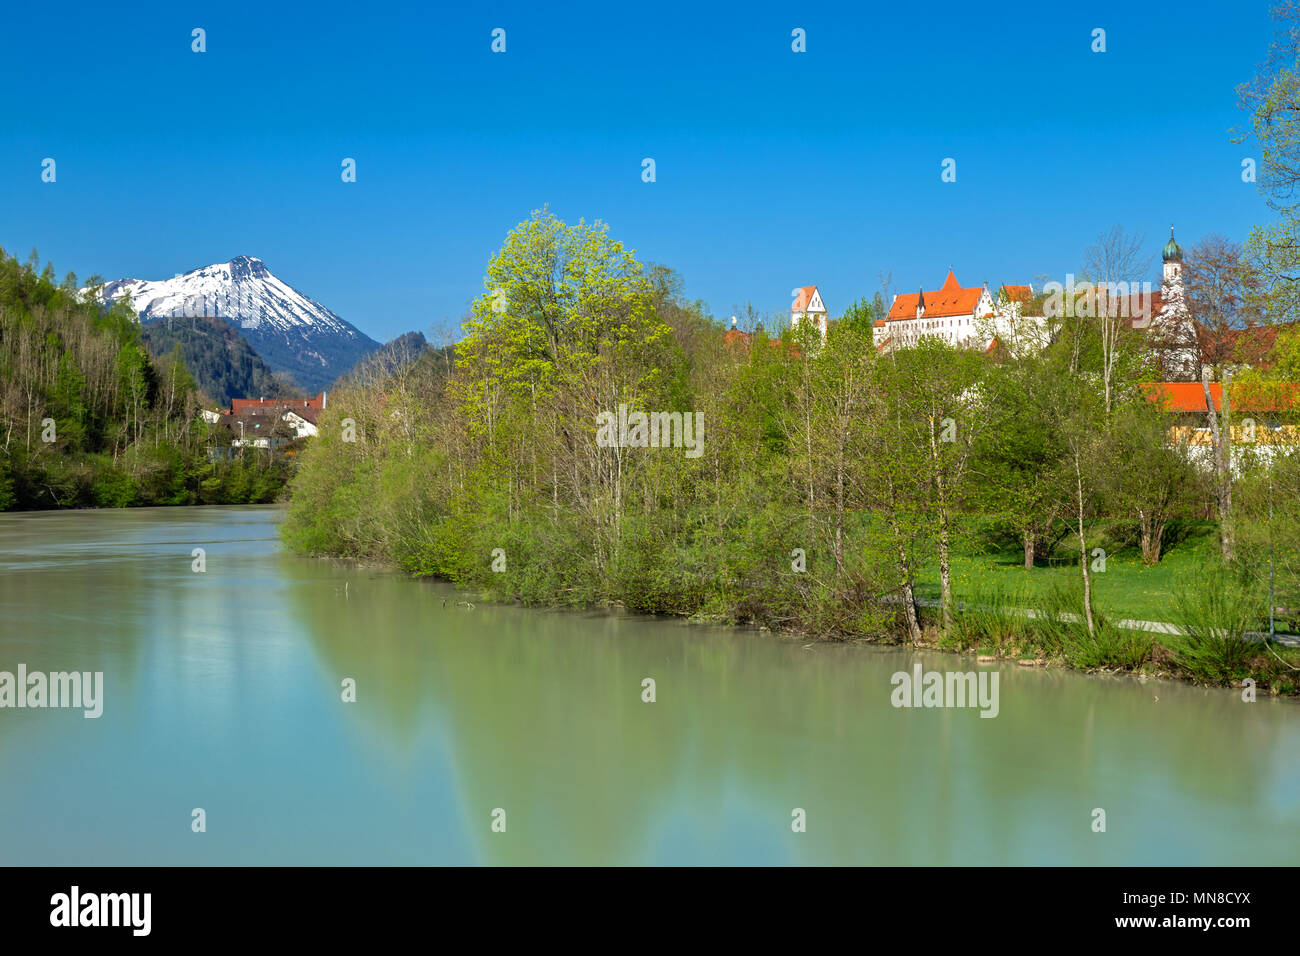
<box><xmin>0</xmin><ymin>0</ymin><xmax>1279</xmax><ymax>343</ymax></box>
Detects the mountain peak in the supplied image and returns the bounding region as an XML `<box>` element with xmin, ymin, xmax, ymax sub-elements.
<box><xmin>226</xmin><ymin>255</ymin><xmax>270</xmax><ymax>280</ymax></box>
<box><xmin>91</xmin><ymin>257</ymin><xmax>381</xmax><ymax>393</ymax></box>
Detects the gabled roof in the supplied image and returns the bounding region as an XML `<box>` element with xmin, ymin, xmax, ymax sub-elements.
<box><xmin>886</xmin><ymin>270</ymin><xmax>987</xmax><ymax>321</ymax></box>
<box><xmin>1000</xmin><ymin>285</ymin><xmax>1033</xmax><ymax>303</ymax></box>
<box><xmin>792</xmin><ymin>285</ymin><xmax>823</xmax><ymax>312</ymax></box>
<box><xmin>283</xmin><ymin>406</ymin><xmax>320</xmax><ymax>425</ymax></box>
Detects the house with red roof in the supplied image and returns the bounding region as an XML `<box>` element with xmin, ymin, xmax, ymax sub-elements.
<box><xmin>1142</xmin><ymin>380</ymin><xmax>1300</xmax><ymax>455</ymax></box>
<box><xmin>202</xmin><ymin>391</ymin><xmax>327</xmax><ymax>458</ymax></box>
<box><xmin>770</xmin><ymin>230</ymin><xmax>1294</xmax><ymax>383</ymax></box>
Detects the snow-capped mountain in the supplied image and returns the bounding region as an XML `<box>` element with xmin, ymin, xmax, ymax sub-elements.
<box><xmin>94</xmin><ymin>256</ymin><xmax>380</xmax><ymax>393</ymax></box>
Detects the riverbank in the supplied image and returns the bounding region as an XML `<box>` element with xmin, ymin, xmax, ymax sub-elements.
<box><xmin>715</xmin><ymin>598</ymin><xmax>1300</xmax><ymax>698</ymax></box>
<box><xmin>294</xmin><ymin>535</ymin><xmax>1300</xmax><ymax>698</ymax></box>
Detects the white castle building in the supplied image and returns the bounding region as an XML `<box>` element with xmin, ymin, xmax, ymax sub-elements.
<box><xmin>864</xmin><ymin>230</ymin><xmax>1201</xmax><ymax>380</ymax></box>
<box><xmin>872</xmin><ymin>270</ymin><xmax>1000</xmax><ymax>351</ymax></box>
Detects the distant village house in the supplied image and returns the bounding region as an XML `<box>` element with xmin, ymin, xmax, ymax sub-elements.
<box><xmin>201</xmin><ymin>392</ymin><xmax>327</xmax><ymax>458</ymax></box>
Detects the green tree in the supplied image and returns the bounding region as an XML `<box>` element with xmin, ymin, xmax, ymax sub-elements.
<box><xmin>1238</xmin><ymin>2</ymin><xmax>1300</xmax><ymax>323</ymax></box>
<box><xmin>972</xmin><ymin>354</ymin><xmax>1070</xmax><ymax>569</ymax></box>
<box><xmin>1109</xmin><ymin>390</ymin><xmax>1195</xmax><ymax>565</ymax></box>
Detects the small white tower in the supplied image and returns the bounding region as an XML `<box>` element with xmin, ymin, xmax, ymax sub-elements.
<box><xmin>791</xmin><ymin>285</ymin><xmax>828</xmax><ymax>340</ymax></box>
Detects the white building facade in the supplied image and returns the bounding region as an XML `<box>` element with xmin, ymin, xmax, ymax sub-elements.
<box><xmin>874</xmin><ymin>270</ymin><xmax>1003</xmax><ymax>352</ymax></box>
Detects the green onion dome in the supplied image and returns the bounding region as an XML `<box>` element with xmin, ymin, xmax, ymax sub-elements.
<box><xmin>1162</xmin><ymin>229</ymin><xmax>1183</xmax><ymax>263</ymax></box>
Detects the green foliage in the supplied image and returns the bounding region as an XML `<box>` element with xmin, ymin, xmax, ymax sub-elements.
<box><xmin>947</xmin><ymin>586</ymin><xmax>1038</xmax><ymax>653</ymax></box>
<box><xmin>838</xmin><ymin>294</ymin><xmax>884</xmax><ymax>334</ymax></box>
<box><xmin>1169</xmin><ymin>571</ymin><xmax>1264</xmax><ymax>683</ymax></box>
<box><xmin>1238</xmin><ymin>6</ymin><xmax>1300</xmax><ymax>325</ymax></box>
<box><xmin>90</xmin><ymin>458</ymin><xmax>139</xmax><ymax>507</ymax></box>
<box><xmin>0</xmin><ymin>461</ymin><xmax>13</xmax><ymax>511</ymax></box>
<box><xmin>1010</xmin><ymin>581</ymin><xmax>1148</xmax><ymax>669</ymax></box>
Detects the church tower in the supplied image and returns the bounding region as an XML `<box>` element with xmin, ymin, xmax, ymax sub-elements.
<box><xmin>1162</xmin><ymin>227</ymin><xmax>1183</xmax><ymax>284</ymax></box>
<box><xmin>1156</xmin><ymin>228</ymin><xmax>1198</xmax><ymax>380</ymax></box>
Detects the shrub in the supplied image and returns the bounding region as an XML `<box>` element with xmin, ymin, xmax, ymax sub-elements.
<box><xmin>1167</xmin><ymin>571</ymin><xmax>1263</xmax><ymax>684</ymax></box>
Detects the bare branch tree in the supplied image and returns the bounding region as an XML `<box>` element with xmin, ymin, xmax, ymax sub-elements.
<box><xmin>1083</xmin><ymin>224</ymin><xmax>1150</xmax><ymax>414</ymax></box>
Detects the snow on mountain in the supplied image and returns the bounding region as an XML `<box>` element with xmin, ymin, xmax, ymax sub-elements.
<box><xmin>93</xmin><ymin>256</ymin><xmax>380</xmax><ymax>393</ymax></box>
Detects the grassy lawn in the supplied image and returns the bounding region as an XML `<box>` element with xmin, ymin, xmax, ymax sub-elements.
<box><xmin>914</xmin><ymin>520</ymin><xmax>1229</xmax><ymax>624</ymax></box>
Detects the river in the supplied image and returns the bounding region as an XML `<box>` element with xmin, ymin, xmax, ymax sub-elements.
<box><xmin>0</xmin><ymin>505</ymin><xmax>1295</xmax><ymax>865</ymax></box>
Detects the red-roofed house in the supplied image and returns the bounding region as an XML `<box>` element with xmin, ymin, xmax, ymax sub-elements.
<box><xmin>203</xmin><ymin>392</ymin><xmax>327</xmax><ymax>456</ymax></box>
<box><xmin>1142</xmin><ymin>380</ymin><xmax>1300</xmax><ymax>453</ymax></box>
<box><xmin>871</xmin><ymin>232</ymin><xmax>1203</xmax><ymax>373</ymax></box>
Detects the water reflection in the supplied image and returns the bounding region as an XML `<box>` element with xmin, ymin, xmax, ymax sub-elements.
<box><xmin>286</xmin><ymin>550</ymin><xmax>1300</xmax><ymax>866</ymax></box>
<box><xmin>0</xmin><ymin>506</ymin><xmax>1295</xmax><ymax>865</ymax></box>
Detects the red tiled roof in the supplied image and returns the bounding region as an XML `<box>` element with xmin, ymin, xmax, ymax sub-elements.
<box><xmin>1001</xmin><ymin>285</ymin><xmax>1033</xmax><ymax>303</ymax></box>
<box><xmin>792</xmin><ymin>286</ymin><xmax>819</xmax><ymax>312</ymax></box>
<box><xmin>1142</xmin><ymin>381</ymin><xmax>1299</xmax><ymax>413</ymax></box>
<box><xmin>887</xmin><ymin>270</ymin><xmax>986</xmax><ymax>321</ymax></box>
<box><xmin>1143</xmin><ymin>382</ymin><xmax>1222</xmax><ymax>413</ymax></box>
<box><xmin>231</xmin><ymin>392</ymin><xmax>326</xmax><ymax>414</ymax></box>
<box><xmin>722</xmin><ymin>328</ymin><xmax>786</xmax><ymax>352</ymax></box>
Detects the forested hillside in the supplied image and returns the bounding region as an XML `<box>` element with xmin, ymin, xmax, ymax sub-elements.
<box><xmin>335</xmin><ymin>330</ymin><xmax>457</xmax><ymax>388</ymax></box>
<box><xmin>139</xmin><ymin>315</ymin><xmax>299</xmax><ymax>406</ymax></box>
<box><xmin>0</xmin><ymin>248</ymin><xmax>291</xmax><ymax>509</ymax></box>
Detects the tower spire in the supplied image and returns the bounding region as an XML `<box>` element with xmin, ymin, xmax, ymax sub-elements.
<box><xmin>1162</xmin><ymin>228</ymin><xmax>1183</xmax><ymax>263</ymax></box>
